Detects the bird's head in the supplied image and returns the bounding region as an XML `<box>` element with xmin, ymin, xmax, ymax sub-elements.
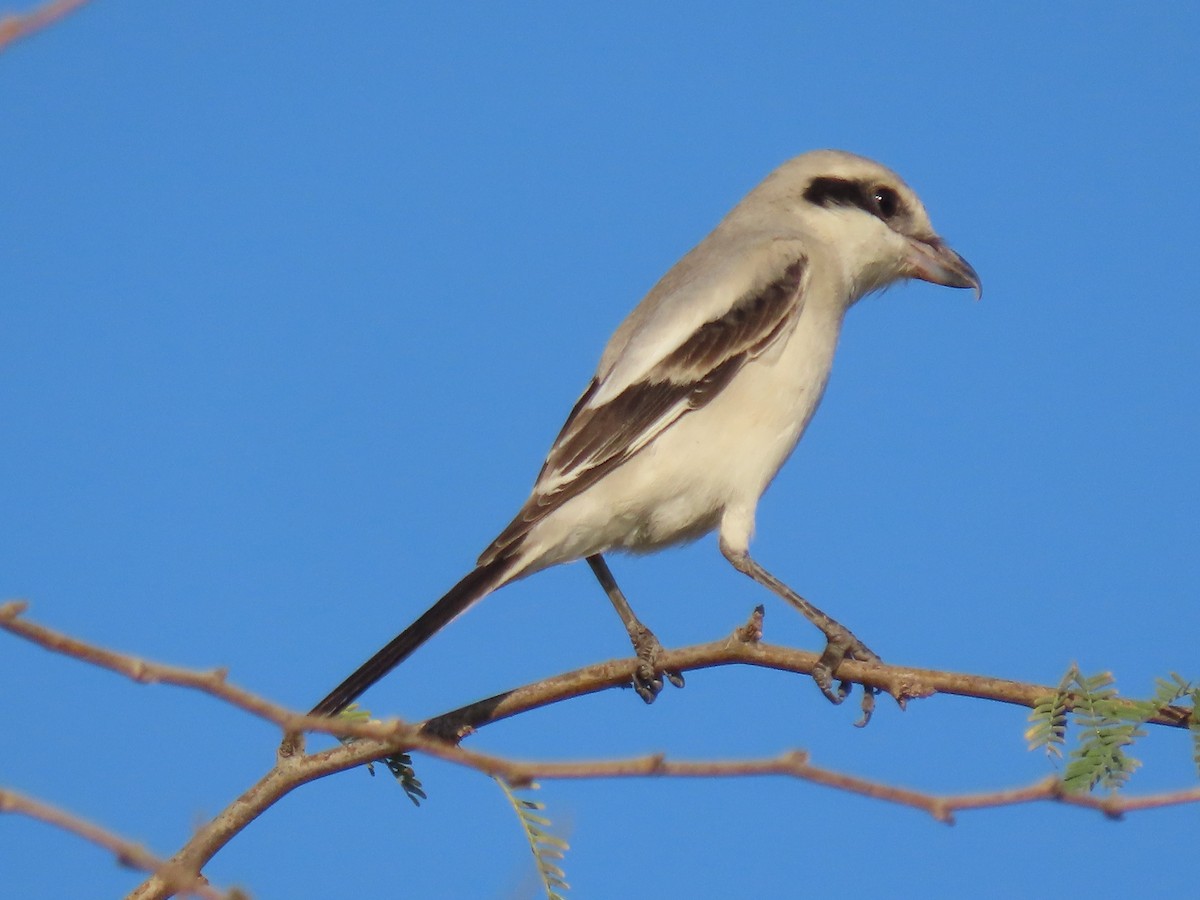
<box><xmin>750</xmin><ymin>149</ymin><xmax>981</xmax><ymax>303</ymax></box>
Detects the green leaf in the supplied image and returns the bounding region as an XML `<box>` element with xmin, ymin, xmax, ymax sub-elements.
<box><xmin>1026</xmin><ymin>665</ymin><xmax>1075</xmax><ymax>758</ymax></box>
<box><xmin>334</xmin><ymin>704</ymin><xmax>426</xmax><ymax>806</ymax></box>
<box><xmin>1058</xmin><ymin>670</ymin><xmax>1192</xmax><ymax>793</ymax></box>
<box><xmin>496</xmin><ymin>778</ymin><xmax>571</xmax><ymax>900</ymax></box>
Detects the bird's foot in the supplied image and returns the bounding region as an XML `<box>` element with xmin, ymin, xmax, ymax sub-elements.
<box><xmin>812</xmin><ymin>627</ymin><xmax>881</xmax><ymax>726</ymax></box>
<box><xmin>629</xmin><ymin>626</ymin><xmax>685</xmax><ymax>704</ymax></box>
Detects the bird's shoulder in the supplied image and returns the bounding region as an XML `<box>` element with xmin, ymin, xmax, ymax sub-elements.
<box><xmin>592</xmin><ymin>230</ymin><xmax>810</xmax><ymax>406</ymax></box>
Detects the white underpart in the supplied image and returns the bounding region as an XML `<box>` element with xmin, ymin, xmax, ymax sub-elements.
<box><xmin>519</xmin><ymin>298</ymin><xmax>844</xmax><ymax>572</ymax></box>
<box><xmin>513</xmin><ymin>238</ymin><xmax>856</xmax><ymax>577</ymax></box>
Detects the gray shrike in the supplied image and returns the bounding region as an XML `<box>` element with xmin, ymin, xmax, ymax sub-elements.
<box><xmin>311</xmin><ymin>149</ymin><xmax>980</xmax><ymax>719</ymax></box>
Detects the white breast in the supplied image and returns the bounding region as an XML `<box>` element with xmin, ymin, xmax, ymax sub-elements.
<box><xmin>517</xmin><ymin>296</ymin><xmax>847</xmax><ymax>572</ymax></box>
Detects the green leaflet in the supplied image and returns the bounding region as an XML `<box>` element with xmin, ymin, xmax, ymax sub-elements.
<box><xmin>496</xmin><ymin>778</ymin><xmax>571</xmax><ymax>900</ymax></box>
<box><xmin>1028</xmin><ymin>667</ymin><xmax>1194</xmax><ymax>794</ymax></box>
<box><xmin>1188</xmin><ymin>687</ymin><xmax>1200</xmax><ymax>779</ymax></box>
<box><xmin>335</xmin><ymin>703</ymin><xmax>427</xmax><ymax>806</ymax></box>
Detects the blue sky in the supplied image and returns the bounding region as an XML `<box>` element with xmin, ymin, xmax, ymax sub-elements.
<box><xmin>2</xmin><ymin>3</ymin><xmax>1198</xmax><ymax>897</ymax></box>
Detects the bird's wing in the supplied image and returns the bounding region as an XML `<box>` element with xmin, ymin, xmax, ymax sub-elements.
<box><xmin>590</xmin><ymin>233</ymin><xmax>792</xmax><ymax>406</ymax></box>
<box><xmin>480</xmin><ymin>252</ymin><xmax>807</xmax><ymax>564</ymax></box>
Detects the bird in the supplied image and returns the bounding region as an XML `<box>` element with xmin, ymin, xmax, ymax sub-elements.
<box><xmin>310</xmin><ymin>149</ymin><xmax>980</xmax><ymax>720</ymax></box>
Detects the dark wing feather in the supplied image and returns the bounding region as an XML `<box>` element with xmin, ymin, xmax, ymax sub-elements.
<box><xmin>480</xmin><ymin>257</ymin><xmax>806</xmax><ymax>565</ymax></box>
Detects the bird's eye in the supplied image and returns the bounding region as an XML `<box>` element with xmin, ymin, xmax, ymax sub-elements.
<box><xmin>872</xmin><ymin>186</ymin><xmax>900</xmax><ymax>219</ymax></box>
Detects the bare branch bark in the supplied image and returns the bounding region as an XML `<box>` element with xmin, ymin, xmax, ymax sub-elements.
<box><xmin>2</xmin><ymin>599</ymin><xmax>1196</xmax><ymax>900</ymax></box>
<box><xmin>419</xmin><ymin>623</ymin><xmax>1193</xmax><ymax>738</ymax></box>
<box><xmin>0</xmin><ymin>0</ymin><xmax>92</xmax><ymax>51</ymax></box>
<box><xmin>2</xmin><ymin>600</ymin><xmax>1189</xmax><ymax>742</ymax></box>
<box><xmin>0</xmin><ymin>786</ymin><xmax>229</xmax><ymax>899</ymax></box>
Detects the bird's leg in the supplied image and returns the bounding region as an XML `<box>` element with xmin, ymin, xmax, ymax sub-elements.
<box><xmin>719</xmin><ymin>539</ymin><xmax>879</xmax><ymax>712</ymax></box>
<box><xmin>587</xmin><ymin>554</ymin><xmax>685</xmax><ymax>703</ymax></box>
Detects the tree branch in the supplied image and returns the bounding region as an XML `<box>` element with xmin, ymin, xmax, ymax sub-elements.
<box><xmin>0</xmin><ymin>599</ymin><xmax>387</xmax><ymax>740</ymax></box>
<box><xmin>2</xmin><ymin>598</ymin><xmax>1196</xmax><ymax>900</ymax></box>
<box><xmin>0</xmin><ymin>786</ymin><xmax>232</xmax><ymax>899</ymax></box>
<box><xmin>418</xmin><ymin>604</ymin><xmax>1192</xmax><ymax>737</ymax></box>
<box><xmin>0</xmin><ymin>0</ymin><xmax>92</xmax><ymax>51</ymax></box>
<box><xmin>2</xmin><ymin>600</ymin><xmax>1189</xmax><ymax>745</ymax></box>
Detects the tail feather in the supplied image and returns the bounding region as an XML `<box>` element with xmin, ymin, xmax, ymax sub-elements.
<box><xmin>310</xmin><ymin>558</ymin><xmax>510</xmax><ymax>717</ymax></box>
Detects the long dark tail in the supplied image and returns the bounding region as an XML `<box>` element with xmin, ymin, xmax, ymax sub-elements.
<box><xmin>310</xmin><ymin>557</ymin><xmax>512</xmax><ymax>717</ymax></box>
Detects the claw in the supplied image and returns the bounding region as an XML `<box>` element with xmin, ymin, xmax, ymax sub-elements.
<box><xmin>812</xmin><ymin>659</ymin><xmax>845</xmax><ymax>705</ymax></box>
<box><xmin>812</xmin><ymin>627</ymin><xmax>881</xmax><ymax>718</ymax></box>
<box><xmin>633</xmin><ymin>666</ymin><xmax>664</xmax><ymax>703</ymax></box>
<box><xmin>588</xmin><ymin>554</ymin><xmax>684</xmax><ymax>702</ymax></box>
<box><xmin>854</xmin><ymin>687</ymin><xmax>878</xmax><ymax>727</ymax></box>
<box><xmin>628</xmin><ymin>628</ymin><xmax>683</xmax><ymax>703</ymax></box>
<box><xmin>836</xmin><ymin>678</ymin><xmax>852</xmax><ymax>703</ymax></box>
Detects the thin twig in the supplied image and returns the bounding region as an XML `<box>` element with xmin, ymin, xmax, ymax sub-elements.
<box><xmin>408</xmin><ymin>751</ymin><xmax>1200</xmax><ymax>825</ymax></box>
<box><xmin>3</xmin><ymin>599</ymin><xmax>1197</xmax><ymax>900</ymax></box>
<box><xmin>0</xmin><ymin>786</ymin><xmax>228</xmax><ymax>899</ymax></box>
<box><xmin>0</xmin><ymin>0</ymin><xmax>92</xmax><ymax>51</ymax></box>
<box><xmin>0</xmin><ymin>600</ymin><xmax>412</xmax><ymax>742</ymax></box>
<box><xmin>124</xmin><ymin>729</ymin><xmax>1200</xmax><ymax>900</ymax></box>
<box><xmin>4</xmin><ymin>600</ymin><xmax>1185</xmax><ymax>749</ymax></box>
<box><xmin>417</xmin><ymin>621</ymin><xmax>1192</xmax><ymax>739</ymax></box>
<box><xmin>124</xmin><ymin>723</ymin><xmax>1200</xmax><ymax>898</ymax></box>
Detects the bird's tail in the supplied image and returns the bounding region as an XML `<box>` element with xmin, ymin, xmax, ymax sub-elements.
<box><xmin>309</xmin><ymin>556</ymin><xmax>513</xmax><ymax>717</ymax></box>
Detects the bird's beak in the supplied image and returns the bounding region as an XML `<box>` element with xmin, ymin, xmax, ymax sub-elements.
<box><xmin>905</xmin><ymin>236</ymin><xmax>982</xmax><ymax>299</ymax></box>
